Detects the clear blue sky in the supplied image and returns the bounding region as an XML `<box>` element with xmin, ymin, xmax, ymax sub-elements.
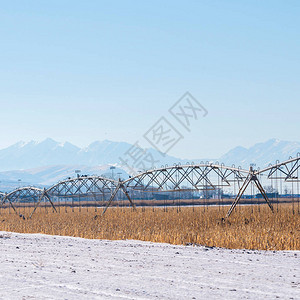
<box><xmin>0</xmin><ymin>0</ymin><xmax>299</xmax><ymax>158</ymax></box>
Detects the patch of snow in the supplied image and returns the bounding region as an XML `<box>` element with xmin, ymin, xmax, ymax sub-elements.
<box><xmin>0</xmin><ymin>232</ymin><xmax>298</xmax><ymax>299</ymax></box>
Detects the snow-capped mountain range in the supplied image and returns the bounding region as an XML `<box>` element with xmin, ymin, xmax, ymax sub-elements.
<box><xmin>219</xmin><ymin>138</ymin><xmax>300</xmax><ymax>168</ymax></box>
<box><xmin>0</xmin><ymin>138</ymin><xmax>299</xmax><ymax>190</ymax></box>
<box><xmin>0</xmin><ymin>138</ymin><xmax>200</xmax><ymax>189</ymax></box>
<box><xmin>0</xmin><ymin>138</ymin><xmax>191</xmax><ymax>171</ymax></box>
<box><xmin>0</xmin><ymin>164</ymin><xmax>129</xmax><ymax>191</ymax></box>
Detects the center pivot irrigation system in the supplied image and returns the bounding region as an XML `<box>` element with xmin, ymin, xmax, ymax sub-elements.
<box><xmin>1</xmin><ymin>155</ymin><xmax>300</xmax><ymax>218</ymax></box>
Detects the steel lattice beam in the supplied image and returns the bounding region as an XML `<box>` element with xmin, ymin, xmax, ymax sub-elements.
<box><xmin>1</xmin><ymin>156</ymin><xmax>300</xmax><ymax>218</ymax></box>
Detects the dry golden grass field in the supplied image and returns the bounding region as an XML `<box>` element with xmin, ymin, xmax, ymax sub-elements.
<box><xmin>0</xmin><ymin>205</ymin><xmax>299</xmax><ymax>250</ymax></box>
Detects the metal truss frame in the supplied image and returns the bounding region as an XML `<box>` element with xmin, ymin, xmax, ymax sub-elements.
<box><xmin>46</xmin><ymin>176</ymin><xmax>119</xmax><ymax>199</ymax></box>
<box><xmin>258</xmin><ymin>156</ymin><xmax>300</xmax><ymax>181</ymax></box>
<box><xmin>1</xmin><ymin>156</ymin><xmax>300</xmax><ymax>218</ymax></box>
<box><xmin>1</xmin><ymin>187</ymin><xmax>57</xmax><ymax>218</ymax></box>
<box><xmin>122</xmin><ymin>164</ymin><xmax>248</xmax><ymax>192</ymax></box>
<box><xmin>226</xmin><ymin>156</ymin><xmax>300</xmax><ymax>216</ymax></box>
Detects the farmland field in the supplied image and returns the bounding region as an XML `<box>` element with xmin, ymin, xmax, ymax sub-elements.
<box><xmin>0</xmin><ymin>204</ymin><xmax>299</xmax><ymax>250</ymax></box>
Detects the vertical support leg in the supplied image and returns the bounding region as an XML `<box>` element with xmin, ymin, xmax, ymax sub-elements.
<box><xmin>2</xmin><ymin>196</ymin><xmax>19</xmax><ymax>216</ymax></box>
<box><xmin>120</xmin><ymin>185</ymin><xmax>136</xmax><ymax>210</ymax></box>
<box><xmin>44</xmin><ymin>191</ymin><xmax>57</xmax><ymax>213</ymax></box>
<box><xmin>253</xmin><ymin>178</ymin><xmax>274</xmax><ymax>212</ymax></box>
<box><xmin>101</xmin><ymin>183</ymin><xmax>121</xmax><ymax>216</ymax></box>
<box><xmin>29</xmin><ymin>192</ymin><xmax>46</xmax><ymax>219</ymax></box>
<box><xmin>100</xmin><ymin>182</ymin><xmax>136</xmax><ymax>217</ymax></box>
<box><xmin>29</xmin><ymin>189</ymin><xmax>57</xmax><ymax>218</ymax></box>
<box><xmin>226</xmin><ymin>171</ymin><xmax>274</xmax><ymax>218</ymax></box>
<box><xmin>8</xmin><ymin>200</ymin><xmax>18</xmax><ymax>216</ymax></box>
<box><xmin>226</xmin><ymin>174</ymin><xmax>251</xmax><ymax>218</ymax></box>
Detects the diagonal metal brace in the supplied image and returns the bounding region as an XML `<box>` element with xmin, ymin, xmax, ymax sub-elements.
<box><xmin>29</xmin><ymin>189</ymin><xmax>57</xmax><ymax>219</ymax></box>
<box><xmin>101</xmin><ymin>180</ymin><xmax>136</xmax><ymax>216</ymax></box>
<box><xmin>226</xmin><ymin>168</ymin><xmax>274</xmax><ymax>218</ymax></box>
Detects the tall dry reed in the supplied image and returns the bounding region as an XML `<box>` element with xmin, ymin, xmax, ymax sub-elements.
<box><xmin>0</xmin><ymin>205</ymin><xmax>299</xmax><ymax>250</ymax></box>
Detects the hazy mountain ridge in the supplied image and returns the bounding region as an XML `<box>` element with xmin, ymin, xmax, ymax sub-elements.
<box><xmin>0</xmin><ymin>165</ymin><xmax>130</xmax><ymax>191</ymax></box>
<box><xmin>0</xmin><ymin>138</ymin><xmax>299</xmax><ymax>190</ymax></box>
<box><xmin>0</xmin><ymin>138</ymin><xmax>189</xmax><ymax>171</ymax></box>
<box><xmin>0</xmin><ymin>138</ymin><xmax>195</xmax><ymax>190</ymax></box>
<box><xmin>219</xmin><ymin>138</ymin><xmax>300</xmax><ymax>169</ymax></box>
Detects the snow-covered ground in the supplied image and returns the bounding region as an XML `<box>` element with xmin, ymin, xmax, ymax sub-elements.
<box><xmin>0</xmin><ymin>232</ymin><xmax>299</xmax><ymax>300</ymax></box>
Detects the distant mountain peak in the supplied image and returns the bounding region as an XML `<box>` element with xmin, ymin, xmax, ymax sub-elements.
<box><xmin>220</xmin><ymin>138</ymin><xmax>300</xmax><ymax>168</ymax></box>
<box><xmin>38</xmin><ymin>138</ymin><xmax>59</xmax><ymax>146</ymax></box>
<box><xmin>42</xmin><ymin>137</ymin><xmax>57</xmax><ymax>143</ymax></box>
